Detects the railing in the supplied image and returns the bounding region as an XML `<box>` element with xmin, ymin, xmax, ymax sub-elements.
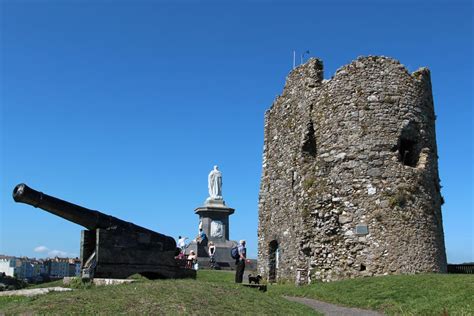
<box><xmin>447</xmin><ymin>264</ymin><xmax>474</xmax><ymax>274</ymax></box>
<box><xmin>81</xmin><ymin>252</ymin><xmax>97</xmax><ymax>279</ymax></box>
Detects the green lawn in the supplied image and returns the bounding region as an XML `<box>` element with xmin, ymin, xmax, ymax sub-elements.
<box><xmin>1</xmin><ymin>272</ymin><xmax>472</xmax><ymax>315</ymax></box>
<box><xmin>0</xmin><ymin>271</ymin><xmax>316</xmax><ymax>315</ymax></box>
<box><xmin>270</xmin><ymin>274</ymin><xmax>474</xmax><ymax>315</ymax></box>
<box><xmin>26</xmin><ymin>279</ymin><xmax>65</xmax><ymax>289</ymax></box>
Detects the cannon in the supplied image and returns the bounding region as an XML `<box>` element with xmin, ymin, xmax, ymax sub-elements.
<box><xmin>13</xmin><ymin>183</ymin><xmax>195</xmax><ymax>280</ymax></box>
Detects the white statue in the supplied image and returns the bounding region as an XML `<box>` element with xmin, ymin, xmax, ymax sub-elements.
<box><xmin>208</xmin><ymin>165</ymin><xmax>223</xmax><ymax>199</ymax></box>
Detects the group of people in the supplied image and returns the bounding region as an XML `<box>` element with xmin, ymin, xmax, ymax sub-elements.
<box><xmin>175</xmin><ymin>234</ymin><xmax>247</xmax><ymax>283</ymax></box>
<box><xmin>183</xmin><ymin>241</ymin><xmax>217</xmax><ymax>271</ymax></box>
<box><xmin>176</xmin><ymin>235</ymin><xmax>198</xmax><ymax>270</ymax></box>
<box><xmin>176</xmin><ymin>232</ymin><xmax>216</xmax><ymax>271</ymax></box>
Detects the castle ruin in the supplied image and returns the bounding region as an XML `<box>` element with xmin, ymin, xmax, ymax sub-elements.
<box><xmin>258</xmin><ymin>56</ymin><xmax>447</xmax><ymax>283</ymax></box>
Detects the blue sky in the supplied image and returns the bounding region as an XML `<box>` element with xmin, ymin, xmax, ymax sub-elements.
<box><xmin>1</xmin><ymin>1</ymin><xmax>472</xmax><ymax>263</ymax></box>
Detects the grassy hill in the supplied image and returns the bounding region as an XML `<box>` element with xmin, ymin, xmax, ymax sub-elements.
<box><xmin>1</xmin><ymin>271</ymin><xmax>472</xmax><ymax>315</ymax></box>
<box><xmin>272</xmin><ymin>273</ymin><xmax>474</xmax><ymax>315</ymax></box>
<box><xmin>0</xmin><ymin>271</ymin><xmax>316</xmax><ymax>315</ymax></box>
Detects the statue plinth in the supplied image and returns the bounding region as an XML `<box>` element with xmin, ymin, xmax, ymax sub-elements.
<box><xmin>187</xmin><ymin>199</ymin><xmax>237</xmax><ymax>270</ymax></box>
<box><xmin>195</xmin><ymin>203</ymin><xmax>234</xmax><ymax>241</ymax></box>
<box><xmin>204</xmin><ymin>197</ymin><xmax>227</xmax><ymax>207</ymax></box>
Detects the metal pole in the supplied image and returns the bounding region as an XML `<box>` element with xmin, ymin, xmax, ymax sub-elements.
<box><xmin>293</xmin><ymin>50</ymin><xmax>296</xmax><ymax>69</ymax></box>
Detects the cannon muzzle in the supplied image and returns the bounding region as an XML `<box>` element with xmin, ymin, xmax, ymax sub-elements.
<box><xmin>13</xmin><ymin>183</ymin><xmax>42</xmax><ymax>206</ymax></box>
<box><xmin>14</xmin><ymin>183</ymin><xmax>105</xmax><ymax>230</ymax></box>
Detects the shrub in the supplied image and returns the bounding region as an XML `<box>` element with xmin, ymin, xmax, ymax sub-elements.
<box><xmin>69</xmin><ymin>277</ymin><xmax>93</xmax><ymax>289</ymax></box>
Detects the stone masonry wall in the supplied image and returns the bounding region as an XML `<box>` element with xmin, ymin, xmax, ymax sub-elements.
<box><xmin>258</xmin><ymin>57</ymin><xmax>447</xmax><ymax>283</ymax></box>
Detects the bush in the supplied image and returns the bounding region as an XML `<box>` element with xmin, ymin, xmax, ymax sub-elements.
<box><xmin>68</xmin><ymin>277</ymin><xmax>93</xmax><ymax>289</ymax></box>
<box><xmin>0</xmin><ymin>275</ymin><xmax>27</xmax><ymax>291</ymax></box>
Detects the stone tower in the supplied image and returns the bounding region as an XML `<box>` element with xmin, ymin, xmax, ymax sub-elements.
<box><xmin>258</xmin><ymin>56</ymin><xmax>447</xmax><ymax>283</ymax></box>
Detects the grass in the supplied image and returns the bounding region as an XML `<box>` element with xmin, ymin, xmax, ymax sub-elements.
<box><xmin>0</xmin><ymin>270</ymin><xmax>317</xmax><ymax>315</ymax></box>
<box><xmin>270</xmin><ymin>274</ymin><xmax>474</xmax><ymax>315</ymax></box>
<box><xmin>26</xmin><ymin>279</ymin><xmax>65</xmax><ymax>289</ymax></box>
<box><xmin>196</xmin><ymin>269</ymin><xmax>235</xmax><ymax>283</ymax></box>
<box><xmin>1</xmin><ymin>272</ymin><xmax>472</xmax><ymax>315</ymax></box>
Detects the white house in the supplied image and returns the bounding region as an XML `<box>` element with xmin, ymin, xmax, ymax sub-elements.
<box><xmin>0</xmin><ymin>257</ymin><xmax>21</xmax><ymax>277</ymax></box>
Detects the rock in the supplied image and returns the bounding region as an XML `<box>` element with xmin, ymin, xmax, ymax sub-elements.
<box><xmin>367</xmin><ymin>95</ymin><xmax>378</xmax><ymax>102</ymax></box>
<box><xmin>367</xmin><ymin>168</ymin><xmax>382</xmax><ymax>177</ymax></box>
<box><xmin>367</xmin><ymin>184</ymin><xmax>377</xmax><ymax>195</ymax></box>
<box><xmin>339</xmin><ymin>216</ymin><xmax>353</xmax><ymax>224</ymax></box>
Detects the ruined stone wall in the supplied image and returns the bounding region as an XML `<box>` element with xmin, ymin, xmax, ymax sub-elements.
<box><xmin>258</xmin><ymin>57</ymin><xmax>447</xmax><ymax>283</ymax></box>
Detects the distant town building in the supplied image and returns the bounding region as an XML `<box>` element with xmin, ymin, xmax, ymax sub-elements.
<box><xmin>18</xmin><ymin>257</ymin><xmax>34</xmax><ymax>279</ymax></box>
<box><xmin>0</xmin><ymin>256</ymin><xmax>18</xmax><ymax>278</ymax></box>
<box><xmin>0</xmin><ymin>255</ymin><xmax>80</xmax><ymax>281</ymax></box>
<box><xmin>69</xmin><ymin>258</ymin><xmax>81</xmax><ymax>277</ymax></box>
<box><xmin>0</xmin><ymin>256</ymin><xmax>41</xmax><ymax>280</ymax></box>
<box><xmin>46</xmin><ymin>257</ymin><xmax>70</xmax><ymax>278</ymax></box>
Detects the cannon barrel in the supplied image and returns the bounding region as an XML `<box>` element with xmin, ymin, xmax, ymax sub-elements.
<box><xmin>13</xmin><ymin>183</ymin><xmax>176</xmax><ymax>250</ymax></box>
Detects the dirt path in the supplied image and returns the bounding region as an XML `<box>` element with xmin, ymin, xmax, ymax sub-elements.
<box><xmin>284</xmin><ymin>296</ymin><xmax>384</xmax><ymax>316</ymax></box>
<box><xmin>0</xmin><ymin>287</ymin><xmax>72</xmax><ymax>297</ymax></box>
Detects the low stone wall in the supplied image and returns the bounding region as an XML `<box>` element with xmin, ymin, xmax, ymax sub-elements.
<box><xmin>63</xmin><ymin>277</ymin><xmax>135</xmax><ymax>286</ymax></box>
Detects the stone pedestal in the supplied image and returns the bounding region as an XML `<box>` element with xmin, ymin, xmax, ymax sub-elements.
<box><xmin>187</xmin><ymin>199</ymin><xmax>238</xmax><ymax>270</ymax></box>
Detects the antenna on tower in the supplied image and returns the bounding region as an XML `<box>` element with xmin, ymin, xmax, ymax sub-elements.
<box><xmin>293</xmin><ymin>50</ymin><xmax>296</xmax><ymax>70</ymax></box>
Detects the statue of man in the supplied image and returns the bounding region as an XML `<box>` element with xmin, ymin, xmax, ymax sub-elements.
<box><xmin>208</xmin><ymin>165</ymin><xmax>222</xmax><ymax>199</ymax></box>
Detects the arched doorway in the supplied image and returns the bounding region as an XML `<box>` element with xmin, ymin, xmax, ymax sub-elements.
<box><xmin>268</xmin><ymin>240</ymin><xmax>279</xmax><ymax>283</ymax></box>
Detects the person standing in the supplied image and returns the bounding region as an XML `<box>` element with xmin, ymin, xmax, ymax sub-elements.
<box><xmin>208</xmin><ymin>241</ymin><xmax>216</xmax><ymax>269</ymax></box>
<box><xmin>197</xmin><ymin>228</ymin><xmax>207</xmax><ymax>245</ymax></box>
<box><xmin>235</xmin><ymin>240</ymin><xmax>246</xmax><ymax>283</ymax></box>
<box><xmin>177</xmin><ymin>236</ymin><xmax>188</xmax><ymax>253</ymax></box>
<box><xmin>187</xmin><ymin>250</ymin><xmax>198</xmax><ymax>270</ymax></box>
